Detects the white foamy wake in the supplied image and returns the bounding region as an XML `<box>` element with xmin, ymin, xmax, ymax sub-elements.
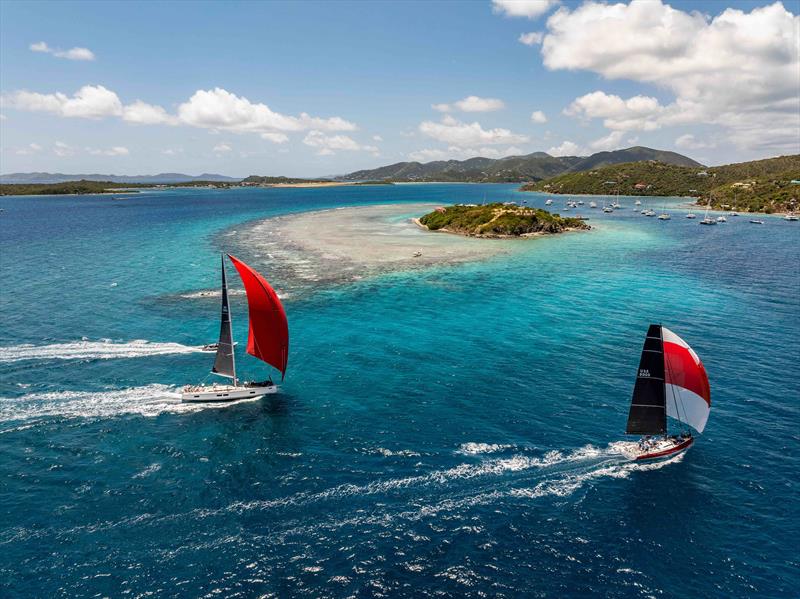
<box><xmin>457</xmin><ymin>442</ymin><xmax>517</xmax><ymax>455</ymax></box>
<box><xmin>0</xmin><ymin>339</ymin><xmax>202</xmax><ymax>363</ymax></box>
<box><xmin>0</xmin><ymin>384</ymin><xmax>182</xmax><ymax>424</ymax></box>
<box><xmin>244</xmin><ymin>445</ymin><xmax>685</xmax><ymax>543</ymax></box>
<box><xmin>0</xmin><ymin>384</ymin><xmax>254</xmax><ymax>425</ymax></box>
<box><xmin>220</xmin><ymin>443</ymin><xmax>635</xmax><ymax>516</ymax></box>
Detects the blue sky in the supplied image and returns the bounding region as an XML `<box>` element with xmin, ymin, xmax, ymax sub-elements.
<box><xmin>1</xmin><ymin>0</ymin><xmax>797</xmax><ymax>176</ymax></box>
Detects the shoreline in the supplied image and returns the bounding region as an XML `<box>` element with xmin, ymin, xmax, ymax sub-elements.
<box><xmin>522</xmin><ymin>190</ymin><xmax>794</xmax><ymax>216</ymax></box>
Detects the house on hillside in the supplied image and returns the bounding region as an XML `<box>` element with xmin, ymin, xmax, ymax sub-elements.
<box><xmin>634</xmin><ymin>182</ymin><xmax>648</xmax><ymax>190</ymax></box>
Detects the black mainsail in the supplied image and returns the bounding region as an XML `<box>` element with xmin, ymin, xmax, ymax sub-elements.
<box><xmin>211</xmin><ymin>255</ymin><xmax>237</xmax><ymax>382</ymax></box>
<box><xmin>625</xmin><ymin>324</ymin><xmax>666</xmax><ymax>435</ymax></box>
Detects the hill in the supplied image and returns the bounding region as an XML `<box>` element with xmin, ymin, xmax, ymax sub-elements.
<box><xmin>521</xmin><ymin>155</ymin><xmax>800</xmax><ymax>213</ymax></box>
<box><xmin>338</xmin><ymin>147</ymin><xmax>701</xmax><ymax>183</ymax></box>
<box><xmin>0</xmin><ymin>180</ymin><xmax>149</xmax><ymax>196</ymax></box>
<box><xmin>241</xmin><ymin>175</ymin><xmax>332</xmax><ymax>184</ymax></box>
<box><xmin>417</xmin><ymin>203</ymin><xmax>590</xmax><ymax>237</ymax></box>
<box><xmin>0</xmin><ymin>172</ymin><xmax>240</xmax><ymax>184</ymax></box>
<box><xmin>0</xmin><ymin>179</ymin><xmax>237</xmax><ymax>196</ymax></box>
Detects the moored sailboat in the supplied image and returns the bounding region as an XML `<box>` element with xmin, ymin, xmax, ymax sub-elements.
<box><xmin>624</xmin><ymin>324</ymin><xmax>711</xmax><ymax>460</ymax></box>
<box><xmin>182</xmin><ymin>254</ymin><xmax>289</xmax><ymax>403</ymax></box>
<box><xmin>700</xmin><ymin>195</ymin><xmax>716</xmax><ymax>225</ymax></box>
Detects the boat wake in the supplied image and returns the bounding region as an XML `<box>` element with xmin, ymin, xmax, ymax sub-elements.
<box><xmin>0</xmin><ymin>339</ymin><xmax>202</xmax><ymax>363</ymax></box>
<box><xmin>219</xmin><ymin>441</ymin><xmax>680</xmax><ymax>519</ymax></box>
<box><xmin>185</xmin><ymin>441</ymin><xmax>686</xmax><ymax>547</ymax></box>
<box><xmin>0</xmin><ymin>383</ymin><xmax>259</xmax><ymax>428</ymax></box>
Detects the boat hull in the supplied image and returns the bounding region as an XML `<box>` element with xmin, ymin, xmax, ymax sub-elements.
<box><xmin>635</xmin><ymin>436</ymin><xmax>693</xmax><ymax>461</ymax></box>
<box><xmin>181</xmin><ymin>384</ymin><xmax>277</xmax><ymax>403</ymax></box>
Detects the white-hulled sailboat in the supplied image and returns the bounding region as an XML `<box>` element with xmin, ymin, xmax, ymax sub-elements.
<box><xmin>700</xmin><ymin>195</ymin><xmax>716</xmax><ymax>225</ymax></box>
<box><xmin>182</xmin><ymin>254</ymin><xmax>289</xmax><ymax>403</ymax></box>
<box><xmin>624</xmin><ymin>324</ymin><xmax>711</xmax><ymax>460</ymax></box>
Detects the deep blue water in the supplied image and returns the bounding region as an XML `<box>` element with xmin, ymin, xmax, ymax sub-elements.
<box><xmin>0</xmin><ymin>185</ymin><xmax>798</xmax><ymax>597</ymax></box>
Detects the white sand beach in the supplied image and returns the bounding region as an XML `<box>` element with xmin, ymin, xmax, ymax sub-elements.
<box><xmin>229</xmin><ymin>203</ymin><xmax>516</xmax><ymax>288</ymax></box>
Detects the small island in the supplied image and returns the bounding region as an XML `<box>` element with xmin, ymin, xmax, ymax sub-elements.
<box><xmin>417</xmin><ymin>203</ymin><xmax>590</xmax><ymax>238</ymax></box>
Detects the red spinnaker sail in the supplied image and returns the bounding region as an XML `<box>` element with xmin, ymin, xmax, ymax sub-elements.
<box><xmin>662</xmin><ymin>326</ymin><xmax>710</xmax><ymax>433</ymax></box>
<box><xmin>228</xmin><ymin>254</ymin><xmax>289</xmax><ymax>380</ymax></box>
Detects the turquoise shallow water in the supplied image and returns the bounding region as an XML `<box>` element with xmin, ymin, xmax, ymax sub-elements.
<box><xmin>0</xmin><ymin>185</ymin><xmax>798</xmax><ymax>597</ymax></box>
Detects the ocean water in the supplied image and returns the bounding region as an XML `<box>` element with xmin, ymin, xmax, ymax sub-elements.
<box><xmin>0</xmin><ymin>185</ymin><xmax>797</xmax><ymax>597</ymax></box>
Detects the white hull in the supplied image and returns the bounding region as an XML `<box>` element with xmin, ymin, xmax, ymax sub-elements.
<box><xmin>181</xmin><ymin>384</ymin><xmax>277</xmax><ymax>403</ymax></box>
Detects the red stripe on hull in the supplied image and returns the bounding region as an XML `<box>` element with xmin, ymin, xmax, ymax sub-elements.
<box><xmin>635</xmin><ymin>436</ymin><xmax>694</xmax><ymax>461</ymax></box>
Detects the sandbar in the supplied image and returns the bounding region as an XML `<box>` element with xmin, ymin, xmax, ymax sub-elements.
<box><xmin>225</xmin><ymin>203</ymin><xmax>516</xmax><ymax>290</ymax></box>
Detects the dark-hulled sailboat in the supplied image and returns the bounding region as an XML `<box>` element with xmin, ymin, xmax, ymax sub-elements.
<box><xmin>625</xmin><ymin>324</ymin><xmax>711</xmax><ymax>460</ymax></box>
<box><xmin>182</xmin><ymin>254</ymin><xmax>288</xmax><ymax>402</ymax></box>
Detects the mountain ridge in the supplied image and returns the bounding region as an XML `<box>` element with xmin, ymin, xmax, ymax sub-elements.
<box><xmin>336</xmin><ymin>146</ymin><xmax>703</xmax><ymax>183</ymax></box>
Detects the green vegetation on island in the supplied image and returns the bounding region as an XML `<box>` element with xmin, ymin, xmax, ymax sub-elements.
<box><xmin>0</xmin><ymin>179</ymin><xmax>237</xmax><ymax>195</ymax></box>
<box><xmin>240</xmin><ymin>175</ymin><xmax>331</xmax><ymax>185</ymax></box>
<box><xmin>0</xmin><ymin>180</ymin><xmax>149</xmax><ymax>196</ymax></box>
<box><xmin>418</xmin><ymin>203</ymin><xmax>590</xmax><ymax>237</ymax></box>
<box><xmin>521</xmin><ymin>155</ymin><xmax>800</xmax><ymax>213</ymax></box>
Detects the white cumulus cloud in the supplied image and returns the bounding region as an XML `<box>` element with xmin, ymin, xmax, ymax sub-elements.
<box><xmin>213</xmin><ymin>142</ymin><xmax>232</xmax><ymax>153</ymax></box>
<box><xmin>547</xmin><ymin>140</ymin><xmax>586</xmax><ymax>156</ymax></box>
<box><xmin>53</xmin><ymin>141</ymin><xmax>76</xmax><ymax>157</ymax></box>
<box><xmin>30</xmin><ymin>41</ymin><xmax>95</xmax><ymax>61</ymax></box>
<box><xmin>88</xmin><ymin>146</ymin><xmax>129</xmax><ymax>156</ymax></box>
<box><xmin>15</xmin><ymin>143</ymin><xmax>43</xmax><ymax>155</ymax></box>
<box><xmin>518</xmin><ymin>31</ymin><xmax>544</xmax><ymax>46</ymax></box>
<box><xmin>260</xmin><ymin>132</ymin><xmax>289</xmax><ymax>143</ymax></box>
<box><xmin>545</xmin><ymin>0</ymin><xmax>800</xmax><ymax>153</ymax></box>
<box><xmin>178</xmin><ymin>87</ymin><xmax>356</xmax><ymax>134</ymax></box>
<box><xmin>2</xmin><ymin>85</ymin><xmax>360</xmax><ymax>148</ymax></box>
<box><xmin>454</xmin><ymin>96</ymin><xmax>505</xmax><ymax>112</ymax></box>
<box><xmin>122</xmin><ymin>100</ymin><xmax>176</xmax><ymax>125</ymax></box>
<box><xmin>564</xmin><ymin>91</ymin><xmax>666</xmax><ymax>132</ymax></box>
<box><xmin>302</xmin><ymin>131</ymin><xmax>378</xmax><ymax>156</ymax></box>
<box><xmin>408</xmin><ymin>146</ymin><xmax>524</xmax><ymax>161</ymax></box>
<box><xmin>3</xmin><ymin>85</ymin><xmax>122</xmax><ymax>119</ymax></box>
<box><xmin>588</xmin><ymin>130</ymin><xmax>627</xmax><ymax>152</ymax></box>
<box><xmin>530</xmin><ymin>110</ymin><xmax>547</xmax><ymax>123</ymax></box>
<box><xmin>675</xmin><ymin>134</ymin><xmax>714</xmax><ymax>150</ymax></box>
<box><xmin>419</xmin><ymin>115</ymin><xmax>529</xmax><ymax>147</ymax></box>
<box><xmin>434</xmin><ymin>96</ymin><xmax>505</xmax><ymax>113</ymax></box>
<box><xmin>493</xmin><ymin>0</ymin><xmax>559</xmax><ymax>19</ymax></box>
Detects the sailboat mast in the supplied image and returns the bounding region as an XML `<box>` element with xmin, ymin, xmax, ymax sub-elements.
<box><xmin>229</xmin><ymin>259</ymin><xmax>237</xmax><ymax>386</ymax></box>
<box><xmin>211</xmin><ymin>254</ymin><xmax>238</xmax><ymax>385</ymax></box>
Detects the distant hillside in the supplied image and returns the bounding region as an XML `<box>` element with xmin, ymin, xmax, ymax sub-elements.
<box><xmin>567</xmin><ymin>147</ymin><xmax>701</xmax><ymax>171</ymax></box>
<box><xmin>0</xmin><ymin>180</ymin><xmax>149</xmax><ymax>196</ymax></box>
<box><xmin>0</xmin><ymin>172</ymin><xmax>240</xmax><ymax>184</ymax></box>
<box><xmin>338</xmin><ymin>147</ymin><xmax>701</xmax><ymax>183</ymax></box>
<box><xmin>241</xmin><ymin>175</ymin><xmax>331</xmax><ymax>184</ymax></box>
<box><xmin>0</xmin><ymin>179</ymin><xmax>237</xmax><ymax>196</ymax></box>
<box><xmin>522</xmin><ymin>155</ymin><xmax>800</xmax><ymax>213</ymax></box>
